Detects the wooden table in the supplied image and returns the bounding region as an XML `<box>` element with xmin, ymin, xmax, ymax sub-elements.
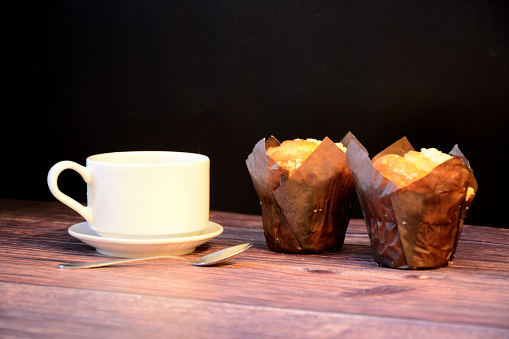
<box><xmin>1</xmin><ymin>199</ymin><xmax>508</xmax><ymax>338</ymax></box>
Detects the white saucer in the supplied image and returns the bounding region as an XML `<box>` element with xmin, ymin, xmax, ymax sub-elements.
<box><xmin>68</xmin><ymin>222</ymin><xmax>223</xmax><ymax>258</ymax></box>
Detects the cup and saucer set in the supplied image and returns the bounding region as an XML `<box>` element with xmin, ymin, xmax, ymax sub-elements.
<box><xmin>48</xmin><ymin>151</ymin><xmax>223</xmax><ymax>258</ymax></box>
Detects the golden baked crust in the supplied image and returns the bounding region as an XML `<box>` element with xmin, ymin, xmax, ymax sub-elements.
<box><xmin>373</xmin><ymin>148</ymin><xmax>452</xmax><ymax>188</ymax></box>
<box><xmin>267</xmin><ymin>138</ymin><xmax>346</xmax><ymax>176</ymax></box>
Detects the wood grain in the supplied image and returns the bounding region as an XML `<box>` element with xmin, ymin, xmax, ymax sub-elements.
<box><xmin>1</xmin><ymin>199</ymin><xmax>508</xmax><ymax>338</ymax></box>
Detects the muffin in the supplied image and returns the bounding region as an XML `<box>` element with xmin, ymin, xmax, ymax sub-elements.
<box><xmin>345</xmin><ymin>136</ymin><xmax>477</xmax><ymax>269</ymax></box>
<box><xmin>246</xmin><ymin>133</ymin><xmax>357</xmax><ymax>253</ymax></box>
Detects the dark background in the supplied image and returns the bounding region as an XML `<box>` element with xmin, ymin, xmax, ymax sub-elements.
<box><xmin>6</xmin><ymin>1</ymin><xmax>508</xmax><ymax>228</ymax></box>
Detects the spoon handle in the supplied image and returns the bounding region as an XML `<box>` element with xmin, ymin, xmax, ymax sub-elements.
<box><xmin>58</xmin><ymin>255</ymin><xmax>184</xmax><ymax>269</ymax></box>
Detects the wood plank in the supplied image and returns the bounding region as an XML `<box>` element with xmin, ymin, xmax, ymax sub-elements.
<box><xmin>2</xmin><ymin>282</ymin><xmax>507</xmax><ymax>339</ymax></box>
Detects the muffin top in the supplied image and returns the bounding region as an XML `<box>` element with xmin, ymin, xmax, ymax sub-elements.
<box><xmin>267</xmin><ymin>138</ymin><xmax>346</xmax><ymax>176</ymax></box>
<box><xmin>373</xmin><ymin>148</ymin><xmax>452</xmax><ymax>188</ymax></box>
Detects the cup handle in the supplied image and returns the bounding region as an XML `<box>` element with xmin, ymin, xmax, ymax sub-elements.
<box><xmin>47</xmin><ymin>161</ymin><xmax>94</xmax><ymax>223</ymax></box>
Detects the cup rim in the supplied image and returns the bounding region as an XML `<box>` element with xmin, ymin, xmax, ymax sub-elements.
<box><xmin>87</xmin><ymin>151</ymin><xmax>209</xmax><ymax>165</ymax></box>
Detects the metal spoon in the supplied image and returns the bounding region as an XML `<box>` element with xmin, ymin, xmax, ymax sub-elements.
<box><xmin>58</xmin><ymin>243</ymin><xmax>253</xmax><ymax>269</ymax></box>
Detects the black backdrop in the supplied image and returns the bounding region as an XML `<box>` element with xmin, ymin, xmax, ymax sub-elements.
<box><xmin>7</xmin><ymin>1</ymin><xmax>508</xmax><ymax>228</ymax></box>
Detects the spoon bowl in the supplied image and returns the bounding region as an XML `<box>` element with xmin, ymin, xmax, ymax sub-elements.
<box><xmin>58</xmin><ymin>243</ymin><xmax>253</xmax><ymax>269</ymax></box>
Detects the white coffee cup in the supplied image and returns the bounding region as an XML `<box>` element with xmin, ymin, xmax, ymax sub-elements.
<box><xmin>47</xmin><ymin>151</ymin><xmax>209</xmax><ymax>239</ymax></box>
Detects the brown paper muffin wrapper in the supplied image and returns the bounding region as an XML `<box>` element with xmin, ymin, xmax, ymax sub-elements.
<box><xmin>246</xmin><ymin>133</ymin><xmax>357</xmax><ymax>253</ymax></box>
<box><xmin>345</xmin><ymin>136</ymin><xmax>477</xmax><ymax>269</ymax></box>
